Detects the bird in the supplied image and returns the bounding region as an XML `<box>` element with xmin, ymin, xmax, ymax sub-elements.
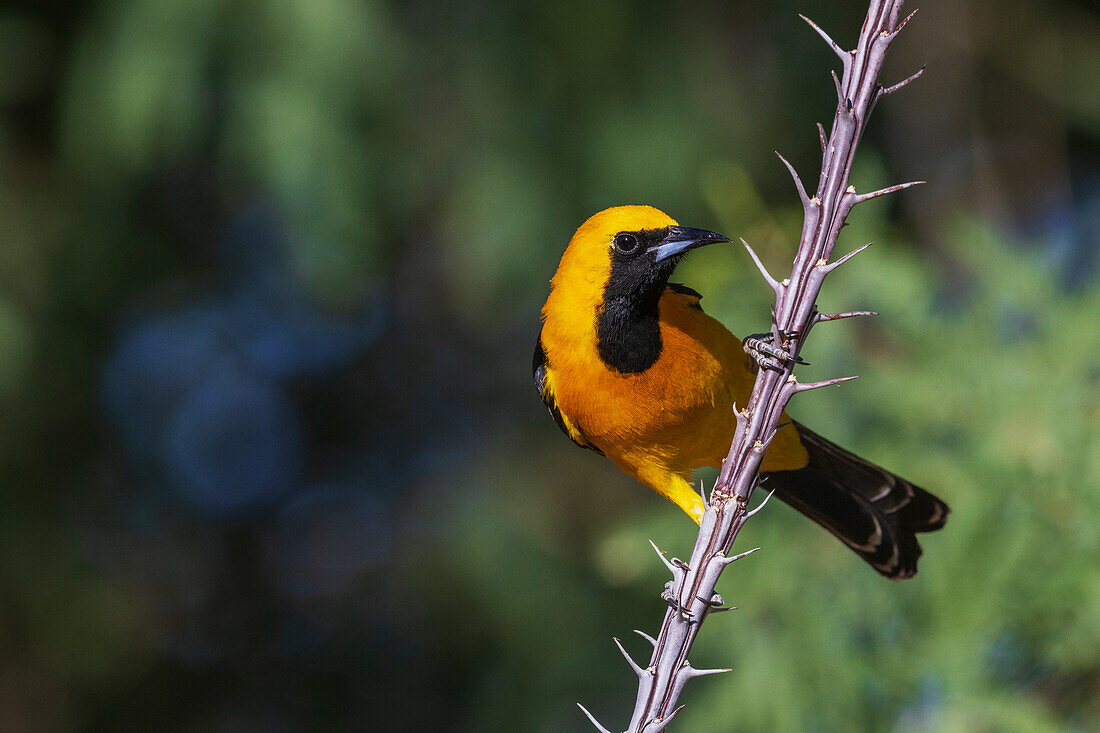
<box><xmin>533</xmin><ymin>205</ymin><xmax>948</xmax><ymax>579</ymax></box>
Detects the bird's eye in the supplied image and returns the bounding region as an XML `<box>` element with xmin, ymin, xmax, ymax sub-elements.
<box><xmin>613</xmin><ymin>233</ymin><xmax>639</xmax><ymax>254</ymax></box>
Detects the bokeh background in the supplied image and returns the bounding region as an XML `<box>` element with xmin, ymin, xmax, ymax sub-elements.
<box><xmin>1</xmin><ymin>0</ymin><xmax>1098</xmax><ymax>730</ymax></box>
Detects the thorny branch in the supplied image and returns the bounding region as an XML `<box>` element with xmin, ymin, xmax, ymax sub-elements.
<box><xmin>579</xmin><ymin>1</ymin><xmax>925</xmax><ymax>730</ymax></box>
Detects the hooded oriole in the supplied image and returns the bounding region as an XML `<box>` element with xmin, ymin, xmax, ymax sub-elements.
<box><xmin>534</xmin><ymin>205</ymin><xmax>948</xmax><ymax>579</ymax></box>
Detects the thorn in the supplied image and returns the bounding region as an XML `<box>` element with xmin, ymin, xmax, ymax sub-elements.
<box><xmin>892</xmin><ymin>7</ymin><xmax>919</xmax><ymax>36</ymax></box>
<box><xmin>577</xmin><ymin>703</ymin><xmax>614</xmax><ymax>733</ymax></box>
<box><xmin>697</xmin><ymin>478</ymin><xmax>707</xmax><ymax>501</ymax></box>
<box><xmin>880</xmin><ymin>66</ymin><xmax>924</xmax><ymax>97</ymax></box>
<box><xmin>794</xmin><ymin>374</ymin><xmax>860</xmax><ymax>392</ymax></box>
<box><xmin>831</xmin><ymin>69</ymin><xmax>842</xmax><ymax>100</ymax></box>
<box><xmin>775</xmin><ymin>150</ymin><xmax>809</xmax><ymax>206</ymax></box>
<box><xmin>647</xmin><ymin>705</ymin><xmax>686</xmax><ymax>733</ymax></box>
<box><xmin>633</xmin><ymin>629</ymin><xmax>658</xmax><ymax>648</ymax></box>
<box><xmin>753</xmin><ymin>432</ymin><xmax>775</xmax><ymax>455</ymax></box>
<box><xmin>717</xmin><ymin>546</ymin><xmax>762</xmax><ymax>565</ymax></box>
<box><xmin>649</xmin><ymin>539</ymin><xmax>677</xmax><ymax>575</ymax></box>
<box><xmin>817</xmin><ymin>122</ymin><xmax>827</xmax><ymax>152</ymax></box>
<box><xmin>682</xmin><ymin>663</ymin><xmax>733</xmax><ymax>679</ymax></box>
<box><xmin>853</xmin><ymin>181</ymin><xmax>925</xmax><ymax>203</ymax></box>
<box><xmin>815</xmin><ymin>310</ymin><xmax>878</xmax><ymax>323</ymax></box>
<box><xmin>798</xmin><ymin>14</ymin><xmax>848</xmax><ymax>64</ymax></box>
<box><xmin>746</xmin><ymin>489</ymin><xmax>776</xmax><ymax>519</ymax></box>
<box><xmin>613</xmin><ymin>637</ymin><xmax>646</xmax><ymax>677</ymax></box>
<box><xmin>740</xmin><ymin>238</ymin><xmax>781</xmax><ymax>292</ymax></box>
<box><xmin>819</xmin><ymin>242</ymin><xmax>873</xmax><ymax>273</ymax></box>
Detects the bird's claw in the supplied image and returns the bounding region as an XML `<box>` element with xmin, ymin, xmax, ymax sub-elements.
<box><xmin>661</xmin><ymin>582</ymin><xmax>697</xmax><ymax>621</ymax></box>
<box><xmin>743</xmin><ymin>331</ymin><xmax>807</xmax><ymax>371</ymax></box>
<box><xmin>661</xmin><ymin>583</ymin><xmax>730</xmax><ymax>621</ymax></box>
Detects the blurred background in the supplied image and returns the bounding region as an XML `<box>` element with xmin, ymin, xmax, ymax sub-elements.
<box><xmin>1</xmin><ymin>0</ymin><xmax>1098</xmax><ymax>730</ymax></box>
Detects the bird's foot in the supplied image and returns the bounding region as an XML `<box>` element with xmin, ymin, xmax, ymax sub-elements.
<box><xmin>743</xmin><ymin>330</ymin><xmax>807</xmax><ymax>371</ymax></box>
<box><xmin>661</xmin><ymin>582</ymin><xmax>696</xmax><ymax>621</ymax></box>
<box><xmin>661</xmin><ymin>582</ymin><xmax>732</xmax><ymax>620</ymax></box>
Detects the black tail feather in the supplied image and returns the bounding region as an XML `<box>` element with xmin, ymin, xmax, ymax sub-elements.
<box><xmin>764</xmin><ymin>423</ymin><xmax>949</xmax><ymax>580</ymax></box>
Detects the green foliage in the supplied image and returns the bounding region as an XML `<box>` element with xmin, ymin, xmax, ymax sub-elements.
<box><xmin>684</xmin><ymin>215</ymin><xmax>1100</xmax><ymax>731</ymax></box>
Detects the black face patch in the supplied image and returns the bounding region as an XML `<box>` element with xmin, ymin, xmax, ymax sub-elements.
<box><xmin>596</xmin><ymin>227</ymin><xmax>681</xmax><ymax>373</ymax></box>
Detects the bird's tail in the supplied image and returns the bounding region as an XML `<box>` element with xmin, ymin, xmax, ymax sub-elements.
<box><xmin>764</xmin><ymin>423</ymin><xmax>949</xmax><ymax>580</ymax></box>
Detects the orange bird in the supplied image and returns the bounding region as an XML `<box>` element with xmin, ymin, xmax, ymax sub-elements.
<box><xmin>534</xmin><ymin>205</ymin><xmax>948</xmax><ymax>579</ymax></box>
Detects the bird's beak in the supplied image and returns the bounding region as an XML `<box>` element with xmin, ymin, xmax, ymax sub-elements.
<box><xmin>648</xmin><ymin>226</ymin><xmax>733</xmax><ymax>262</ymax></box>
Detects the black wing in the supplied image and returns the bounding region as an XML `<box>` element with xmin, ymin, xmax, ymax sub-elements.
<box><xmin>533</xmin><ymin>334</ymin><xmax>604</xmax><ymax>455</ymax></box>
<box><xmin>666</xmin><ymin>282</ymin><xmax>702</xmax><ymax>299</ymax></box>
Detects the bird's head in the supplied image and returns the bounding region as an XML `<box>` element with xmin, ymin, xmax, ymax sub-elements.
<box><xmin>547</xmin><ymin>205</ymin><xmax>731</xmax><ymax>315</ymax></box>
<box><xmin>542</xmin><ymin>205</ymin><xmax>732</xmax><ymax>372</ymax></box>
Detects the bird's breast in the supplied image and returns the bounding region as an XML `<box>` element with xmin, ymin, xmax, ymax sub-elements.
<box><xmin>543</xmin><ymin>294</ymin><xmax>754</xmax><ymax>461</ymax></box>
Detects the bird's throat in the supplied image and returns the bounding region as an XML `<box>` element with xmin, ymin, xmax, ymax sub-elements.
<box><xmin>596</xmin><ymin>290</ymin><xmax>662</xmax><ymax>374</ymax></box>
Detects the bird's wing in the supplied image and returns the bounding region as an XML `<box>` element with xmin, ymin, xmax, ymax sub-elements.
<box><xmin>665</xmin><ymin>282</ymin><xmax>703</xmax><ymax>308</ymax></box>
<box><xmin>532</xmin><ymin>334</ymin><xmax>605</xmax><ymax>455</ymax></box>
